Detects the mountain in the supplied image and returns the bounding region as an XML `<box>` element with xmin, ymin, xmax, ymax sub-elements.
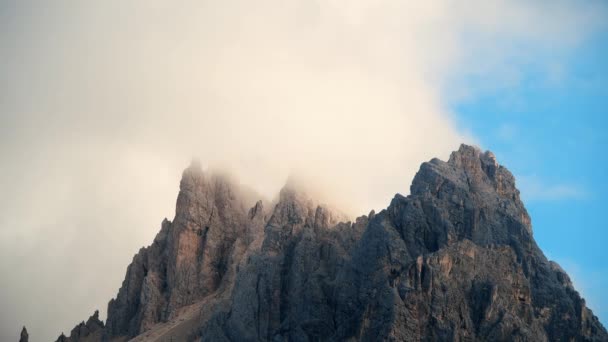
<box><xmin>41</xmin><ymin>144</ymin><xmax>606</xmax><ymax>341</ymax></box>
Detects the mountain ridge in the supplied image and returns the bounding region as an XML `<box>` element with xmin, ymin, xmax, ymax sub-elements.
<box><xmin>36</xmin><ymin>144</ymin><xmax>606</xmax><ymax>341</ymax></box>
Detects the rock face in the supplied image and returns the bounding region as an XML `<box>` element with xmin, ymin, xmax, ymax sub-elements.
<box><xmin>105</xmin><ymin>163</ymin><xmax>263</xmax><ymax>337</ymax></box>
<box><xmin>53</xmin><ymin>311</ymin><xmax>104</xmax><ymax>342</ymax></box>
<box><xmin>52</xmin><ymin>144</ymin><xmax>607</xmax><ymax>341</ymax></box>
<box><xmin>19</xmin><ymin>327</ymin><xmax>28</xmax><ymax>342</ymax></box>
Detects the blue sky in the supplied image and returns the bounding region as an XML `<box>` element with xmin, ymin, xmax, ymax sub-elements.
<box><xmin>452</xmin><ymin>30</ymin><xmax>608</xmax><ymax>325</ymax></box>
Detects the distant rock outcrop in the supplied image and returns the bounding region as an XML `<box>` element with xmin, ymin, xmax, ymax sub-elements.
<box><xmin>47</xmin><ymin>144</ymin><xmax>606</xmax><ymax>341</ymax></box>
<box><xmin>19</xmin><ymin>327</ymin><xmax>28</xmax><ymax>342</ymax></box>
<box><xmin>52</xmin><ymin>311</ymin><xmax>104</xmax><ymax>342</ymax></box>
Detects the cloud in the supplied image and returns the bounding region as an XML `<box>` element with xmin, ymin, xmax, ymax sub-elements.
<box><xmin>517</xmin><ymin>175</ymin><xmax>589</xmax><ymax>201</ymax></box>
<box><xmin>0</xmin><ymin>1</ymin><xmax>606</xmax><ymax>340</ymax></box>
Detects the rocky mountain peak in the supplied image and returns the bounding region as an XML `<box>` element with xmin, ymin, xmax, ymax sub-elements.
<box><xmin>44</xmin><ymin>145</ymin><xmax>606</xmax><ymax>342</ymax></box>
<box><xmin>413</xmin><ymin>144</ymin><xmax>516</xmax><ymax>197</ymax></box>
<box><xmin>266</xmin><ymin>177</ymin><xmax>349</xmax><ymax>231</ymax></box>
<box><xmin>248</xmin><ymin>200</ymin><xmax>265</xmax><ymax>220</ymax></box>
<box><xmin>51</xmin><ymin>311</ymin><xmax>104</xmax><ymax>342</ymax></box>
<box><xmin>180</xmin><ymin>158</ymin><xmax>205</xmax><ymax>188</ymax></box>
<box><xmin>409</xmin><ymin>144</ymin><xmax>530</xmax><ymax>237</ymax></box>
<box><xmin>448</xmin><ymin>144</ymin><xmax>519</xmax><ymax>198</ymax></box>
<box><xmin>268</xmin><ymin>183</ymin><xmax>315</xmax><ymax>226</ymax></box>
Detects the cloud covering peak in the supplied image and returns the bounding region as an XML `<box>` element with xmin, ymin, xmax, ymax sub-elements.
<box><xmin>0</xmin><ymin>1</ymin><xmax>606</xmax><ymax>340</ymax></box>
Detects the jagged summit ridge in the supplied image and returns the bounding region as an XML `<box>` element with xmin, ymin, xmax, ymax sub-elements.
<box><xmin>413</xmin><ymin>144</ymin><xmax>521</xmax><ymax>201</ymax></box>
<box><xmin>43</xmin><ymin>144</ymin><xmax>606</xmax><ymax>342</ymax></box>
<box><xmin>53</xmin><ymin>311</ymin><xmax>103</xmax><ymax>342</ymax></box>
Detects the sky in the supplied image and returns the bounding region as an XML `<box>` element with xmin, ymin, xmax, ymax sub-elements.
<box><xmin>0</xmin><ymin>1</ymin><xmax>607</xmax><ymax>341</ymax></box>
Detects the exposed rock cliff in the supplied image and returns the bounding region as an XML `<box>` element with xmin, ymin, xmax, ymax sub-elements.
<box><xmin>105</xmin><ymin>163</ymin><xmax>262</xmax><ymax>337</ymax></box>
<box><xmin>49</xmin><ymin>144</ymin><xmax>606</xmax><ymax>341</ymax></box>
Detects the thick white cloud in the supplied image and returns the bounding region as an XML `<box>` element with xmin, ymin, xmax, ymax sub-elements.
<box><xmin>0</xmin><ymin>1</ymin><xmax>605</xmax><ymax>340</ymax></box>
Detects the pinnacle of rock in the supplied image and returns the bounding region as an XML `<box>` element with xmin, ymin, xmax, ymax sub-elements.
<box><xmin>19</xmin><ymin>326</ymin><xmax>28</xmax><ymax>342</ymax></box>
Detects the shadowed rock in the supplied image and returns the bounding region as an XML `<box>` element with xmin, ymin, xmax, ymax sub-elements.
<box><xmin>52</xmin><ymin>311</ymin><xmax>104</xmax><ymax>342</ymax></box>
<box><xmin>19</xmin><ymin>327</ymin><xmax>28</xmax><ymax>342</ymax></box>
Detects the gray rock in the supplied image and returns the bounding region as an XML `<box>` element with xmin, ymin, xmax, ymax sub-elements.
<box><xmin>105</xmin><ymin>162</ymin><xmax>261</xmax><ymax>338</ymax></box>
<box><xmin>52</xmin><ymin>144</ymin><xmax>608</xmax><ymax>341</ymax></box>
<box><xmin>53</xmin><ymin>311</ymin><xmax>104</xmax><ymax>342</ymax></box>
<box><xmin>19</xmin><ymin>326</ymin><xmax>28</xmax><ymax>342</ymax></box>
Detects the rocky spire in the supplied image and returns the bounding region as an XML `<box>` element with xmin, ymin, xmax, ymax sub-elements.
<box><xmin>105</xmin><ymin>165</ymin><xmax>265</xmax><ymax>337</ymax></box>
<box><xmin>52</xmin><ymin>310</ymin><xmax>104</xmax><ymax>342</ymax></box>
<box><xmin>409</xmin><ymin>143</ymin><xmax>531</xmax><ymax>236</ymax></box>
<box><xmin>55</xmin><ymin>333</ymin><xmax>68</xmax><ymax>342</ymax></box>
<box><xmin>19</xmin><ymin>326</ymin><xmax>28</xmax><ymax>342</ymax></box>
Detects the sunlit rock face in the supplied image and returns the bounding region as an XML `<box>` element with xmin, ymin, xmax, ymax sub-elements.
<box><xmin>51</xmin><ymin>144</ymin><xmax>607</xmax><ymax>342</ymax></box>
